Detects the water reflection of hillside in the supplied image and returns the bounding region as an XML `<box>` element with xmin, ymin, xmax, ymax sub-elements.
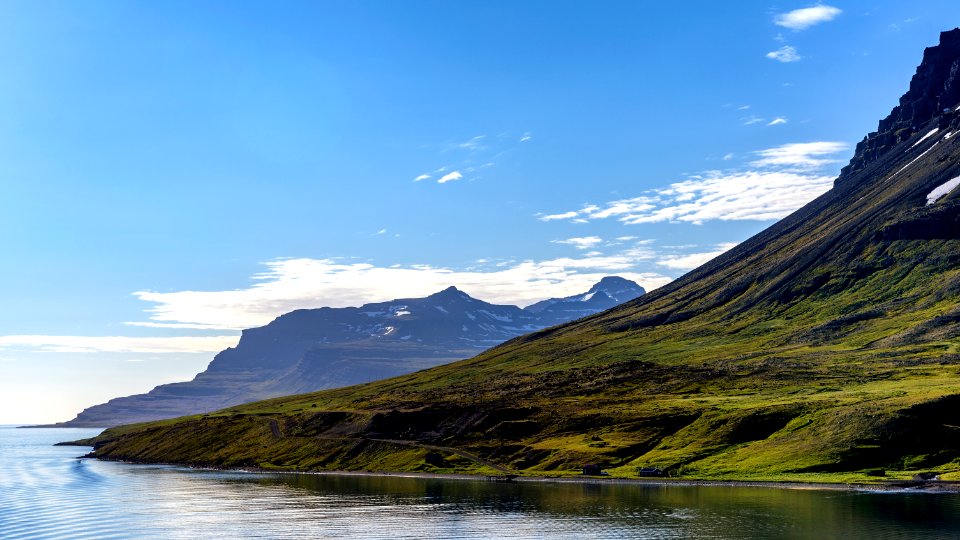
<box><xmin>4</xmin><ymin>428</ymin><xmax>960</xmax><ymax>540</ymax></box>
<box><xmin>242</xmin><ymin>473</ymin><xmax>960</xmax><ymax>539</ymax></box>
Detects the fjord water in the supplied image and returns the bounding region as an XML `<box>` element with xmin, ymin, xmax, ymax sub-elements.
<box><xmin>3</xmin><ymin>427</ymin><xmax>960</xmax><ymax>539</ymax></box>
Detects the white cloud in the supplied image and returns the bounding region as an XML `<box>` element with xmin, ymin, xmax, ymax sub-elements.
<box><xmin>455</xmin><ymin>135</ymin><xmax>487</xmax><ymax>151</ymax></box>
<box><xmin>551</xmin><ymin>236</ymin><xmax>604</xmax><ymax>249</ymax></box>
<box><xmin>775</xmin><ymin>5</ymin><xmax>842</xmax><ymax>30</ymax></box>
<box><xmin>131</xmin><ymin>257</ymin><xmax>673</xmax><ymax>329</ymax></box>
<box><xmin>123</xmin><ymin>321</ymin><xmax>237</xmax><ymax>330</ymax></box>
<box><xmin>737</xmin><ymin>105</ymin><xmax>751</xmax><ymax>110</ymax></box>
<box><xmin>722</xmin><ymin>153</ymin><xmax>735</xmax><ymax>161</ymax></box>
<box><xmin>419</xmin><ymin>131</ymin><xmax>530</xmax><ymax>186</ymax></box>
<box><xmin>377</xmin><ymin>228</ymin><xmax>387</xmax><ymax>235</ymax></box>
<box><xmin>625</xmin><ymin>171</ymin><xmax>835</xmax><ymax>224</ymax></box>
<box><xmin>768</xmin><ymin>117</ymin><xmax>788</xmax><ymax>126</ymax></box>
<box><xmin>538</xmin><ymin>210</ymin><xmax>581</xmax><ymax>221</ymax></box>
<box><xmin>536</xmin><ymin>141</ymin><xmax>848</xmax><ymax>226</ymax></box>
<box><xmin>767</xmin><ymin>46</ymin><xmax>801</xmax><ymax>63</ymax></box>
<box><xmin>743</xmin><ymin>116</ymin><xmax>765</xmax><ymax>125</ymax></box>
<box><xmin>593</xmin><ymin>198</ymin><xmax>658</xmax><ymax>218</ymax></box>
<box><xmin>438</xmin><ymin>171</ymin><xmax>463</xmax><ymax>184</ymax></box>
<box><xmin>657</xmin><ymin>243</ymin><xmax>738</xmax><ymax>271</ymax></box>
<box><xmin>0</xmin><ymin>335</ymin><xmax>239</xmax><ymax>354</ymax></box>
<box><xmin>751</xmin><ymin>141</ymin><xmax>848</xmax><ymax>169</ymax></box>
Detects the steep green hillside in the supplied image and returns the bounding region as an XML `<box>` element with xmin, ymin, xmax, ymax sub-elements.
<box><xmin>79</xmin><ymin>30</ymin><xmax>960</xmax><ymax>483</ymax></box>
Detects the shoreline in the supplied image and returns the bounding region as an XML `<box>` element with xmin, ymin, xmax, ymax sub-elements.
<box><xmin>80</xmin><ymin>453</ymin><xmax>960</xmax><ymax>493</ymax></box>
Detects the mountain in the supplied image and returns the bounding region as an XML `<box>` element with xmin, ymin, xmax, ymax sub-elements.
<box><xmin>55</xmin><ymin>278</ymin><xmax>644</xmax><ymax>427</ymax></box>
<box><xmin>81</xmin><ymin>31</ymin><xmax>960</xmax><ymax>483</ymax></box>
<box><xmin>524</xmin><ymin>276</ymin><xmax>646</xmax><ymax>325</ymax></box>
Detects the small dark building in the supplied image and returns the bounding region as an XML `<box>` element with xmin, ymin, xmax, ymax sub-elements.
<box><xmin>638</xmin><ymin>467</ymin><xmax>665</xmax><ymax>477</ymax></box>
<box><xmin>582</xmin><ymin>463</ymin><xmax>602</xmax><ymax>476</ymax></box>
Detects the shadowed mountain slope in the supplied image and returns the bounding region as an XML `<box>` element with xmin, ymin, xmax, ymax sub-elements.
<box><xmin>82</xmin><ymin>30</ymin><xmax>960</xmax><ymax>483</ymax></box>
<box><xmin>54</xmin><ymin>278</ymin><xmax>643</xmax><ymax>427</ymax></box>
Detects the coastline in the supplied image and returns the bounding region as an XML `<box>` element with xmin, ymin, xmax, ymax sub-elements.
<box><xmin>80</xmin><ymin>453</ymin><xmax>960</xmax><ymax>493</ymax></box>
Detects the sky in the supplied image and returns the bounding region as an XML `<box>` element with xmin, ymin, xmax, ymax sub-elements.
<box><xmin>3</xmin><ymin>1</ymin><xmax>960</xmax><ymax>423</ymax></box>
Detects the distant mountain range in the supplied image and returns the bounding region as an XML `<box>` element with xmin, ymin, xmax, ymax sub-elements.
<box><xmin>54</xmin><ymin>276</ymin><xmax>644</xmax><ymax>427</ymax></box>
<box><xmin>78</xmin><ymin>30</ymin><xmax>960</xmax><ymax>483</ymax></box>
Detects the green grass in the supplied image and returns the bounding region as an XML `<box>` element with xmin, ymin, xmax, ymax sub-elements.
<box><xmin>80</xmin><ymin>135</ymin><xmax>960</xmax><ymax>484</ymax></box>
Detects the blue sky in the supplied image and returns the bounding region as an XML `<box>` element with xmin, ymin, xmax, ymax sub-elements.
<box><xmin>2</xmin><ymin>1</ymin><xmax>959</xmax><ymax>423</ymax></box>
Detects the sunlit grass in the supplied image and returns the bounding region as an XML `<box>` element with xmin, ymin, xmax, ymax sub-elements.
<box><xmin>80</xmin><ymin>236</ymin><xmax>960</xmax><ymax>484</ymax></box>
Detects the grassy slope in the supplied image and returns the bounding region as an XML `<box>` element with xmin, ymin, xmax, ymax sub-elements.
<box><xmin>83</xmin><ymin>99</ymin><xmax>960</xmax><ymax>485</ymax></box>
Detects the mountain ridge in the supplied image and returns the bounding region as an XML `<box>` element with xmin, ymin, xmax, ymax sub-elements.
<box><xmin>51</xmin><ymin>277</ymin><xmax>644</xmax><ymax>427</ymax></box>
<box><xmin>79</xmin><ymin>30</ymin><xmax>960</xmax><ymax>483</ymax></box>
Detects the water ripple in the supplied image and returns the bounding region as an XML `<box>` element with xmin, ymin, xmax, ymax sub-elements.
<box><xmin>3</xmin><ymin>427</ymin><xmax>960</xmax><ymax>539</ymax></box>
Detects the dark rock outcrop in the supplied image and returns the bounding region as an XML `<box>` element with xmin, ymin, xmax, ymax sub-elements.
<box><xmin>842</xmin><ymin>29</ymin><xmax>960</xmax><ymax>177</ymax></box>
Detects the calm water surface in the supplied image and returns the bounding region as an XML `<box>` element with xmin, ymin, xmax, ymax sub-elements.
<box><xmin>3</xmin><ymin>427</ymin><xmax>960</xmax><ymax>539</ymax></box>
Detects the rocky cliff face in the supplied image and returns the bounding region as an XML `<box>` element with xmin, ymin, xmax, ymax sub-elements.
<box><xmin>56</xmin><ymin>277</ymin><xmax>643</xmax><ymax>427</ymax></box>
<box><xmin>842</xmin><ymin>29</ymin><xmax>960</xmax><ymax>177</ymax></box>
<box><xmin>84</xmin><ymin>29</ymin><xmax>960</xmax><ymax>481</ymax></box>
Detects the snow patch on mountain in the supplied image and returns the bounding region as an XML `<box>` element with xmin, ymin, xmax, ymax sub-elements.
<box><xmin>910</xmin><ymin>128</ymin><xmax>940</xmax><ymax>149</ymax></box>
<box><xmin>927</xmin><ymin>176</ymin><xmax>960</xmax><ymax>205</ymax></box>
<box><xmin>478</xmin><ymin>310</ymin><xmax>513</xmax><ymax>322</ymax></box>
<box><xmin>894</xmin><ymin>141</ymin><xmax>940</xmax><ymax>178</ymax></box>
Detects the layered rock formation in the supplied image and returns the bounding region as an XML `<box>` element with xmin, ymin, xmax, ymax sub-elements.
<box><xmin>55</xmin><ymin>277</ymin><xmax>644</xmax><ymax>427</ymax></box>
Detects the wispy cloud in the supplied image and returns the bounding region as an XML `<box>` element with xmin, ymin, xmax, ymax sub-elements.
<box><xmin>123</xmin><ymin>321</ymin><xmax>237</xmax><ymax>330</ymax></box>
<box><xmin>0</xmin><ymin>335</ymin><xmax>238</xmax><ymax>354</ymax></box>
<box><xmin>767</xmin><ymin>117</ymin><xmax>788</xmax><ymax>126</ymax></box>
<box><xmin>657</xmin><ymin>243</ymin><xmax>738</xmax><ymax>271</ymax></box>
<box><xmin>750</xmin><ymin>141</ymin><xmax>848</xmax><ymax>169</ymax></box>
<box><xmin>889</xmin><ymin>16</ymin><xmax>920</xmax><ymax>32</ymax></box>
<box><xmin>454</xmin><ymin>135</ymin><xmax>487</xmax><ymax>151</ymax></box>
<box><xmin>538</xmin><ymin>210</ymin><xmax>581</xmax><ymax>221</ymax></box>
<box><xmin>537</xmin><ymin>141</ymin><xmax>848</xmax><ymax>226</ymax></box>
<box><xmin>551</xmin><ymin>236</ymin><xmax>604</xmax><ymax>249</ymax></box>
<box><xmin>415</xmin><ymin>132</ymin><xmax>530</xmax><ymax>186</ymax></box>
<box><xmin>131</xmin><ymin>257</ymin><xmax>673</xmax><ymax>330</ymax></box>
<box><xmin>775</xmin><ymin>5</ymin><xmax>842</xmax><ymax>30</ymax></box>
<box><xmin>437</xmin><ymin>171</ymin><xmax>463</xmax><ymax>184</ymax></box>
<box><xmin>766</xmin><ymin>46</ymin><xmax>801</xmax><ymax>63</ymax></box>
<box><xmin>742</xmin><ymin>115</ymin><xmax>766</xmax><ymax>125</ymax></box>
<box><xmin>632</xmin><ymin>171</ymin><xmax>835</xmax><ymax>224</ymax></box>
<box><xmin>722</xmin><ymin>153</ymin><xmax>735</xmax><ymax>160</ymax></box>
